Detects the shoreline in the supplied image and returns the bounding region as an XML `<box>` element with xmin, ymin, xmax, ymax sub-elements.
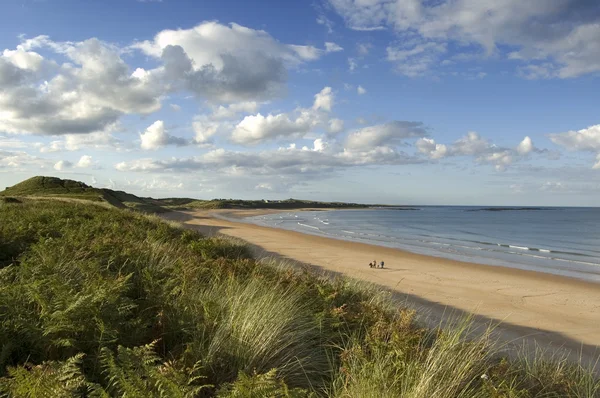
<box><xmin>162</xmin><ymin>208</ymin><xmax>600</xmax><ymax>364</ymax></box>
<box><xmin>233</xmin><ymin>208</ymin><xmax>600</xmax><ymax>283</ymax></box>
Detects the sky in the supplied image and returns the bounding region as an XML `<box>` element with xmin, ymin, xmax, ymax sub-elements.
<box><xmin>0</xmin><ymin>0</ymin><xmax>599</xmax><ymax>206</ymax></box>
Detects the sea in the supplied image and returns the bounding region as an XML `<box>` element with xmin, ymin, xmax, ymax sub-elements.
<box><xmin>246</xmin><ymin>206</ymin><xmax>600</xmax><ymax>283</ymax></box>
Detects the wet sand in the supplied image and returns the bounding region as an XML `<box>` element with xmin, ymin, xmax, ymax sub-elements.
<box><xmin>162</xmin><ymin>209</ymin><xmax>600</xmax><ymax>363</ymax></box>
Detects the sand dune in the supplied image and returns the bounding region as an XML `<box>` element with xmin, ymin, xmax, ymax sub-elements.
<box><xmin>163</xmin><ymin>209</ymin><xmax>600</xmax><ymax>363</ymax></box>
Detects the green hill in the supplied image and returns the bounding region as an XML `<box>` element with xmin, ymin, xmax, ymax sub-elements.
<box><xmin>2</xmin><ymin>176</ymin><xmax>373</xmax><ymax>213</ymax></box>
<box><xmin>0</xmin><ymin>176</ymin><xmax>166</xmax><ymax>213</ymax></box>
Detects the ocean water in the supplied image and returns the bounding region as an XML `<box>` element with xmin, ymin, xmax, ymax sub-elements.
<box><xmin>246</xmin><ymin>207</ymin><xmax>600</xmax><ymax>283</ymax></box>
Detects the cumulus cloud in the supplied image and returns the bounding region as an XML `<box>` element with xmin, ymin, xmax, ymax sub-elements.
<box><xmin>0</xmin><ymin>21</ymin><xmax>330</xmax><ymax>140</ymax></box>
<box><xmin>132</xmin><ymin>21</ymin><xmax>327</xmax><ymax>102</ymax></box>
<box><xmin>357</xmin><ymin>85</ymin><xmax>367</xmax><ymax>95</ymax></box>
<box><xmin>115</xmin><ymin>138</ymin><xmax>421</xmax><ymax>177</ymax></box>
<box><xmin>516</xmin><ymin>136</ymin><xmax>534</xmax><ymax>155</ymax></box>
<box><xmin>549</xmin><ymin>124</ymin><xmax>600</xmax><ymax>168</ymax></box>
<box><xmin>192</xmin><ymin>117</ymin><xmax>221</xmax><ymax>146</ymax></box>
<box><xmin>417</xmin><ymin>132</ymin><xmax>541</xmax><ymax>170</ymax></box>
<box><xmin>220</xmin><ymin>87</ymin><xmax>338</xmax><ymax>145</ymax></box>
<box><xmin>53</xmin><ymin>160</ymin><xmax>72</xmax><ymax>171</ymax></box>
<box><xmin>140</xmin><ymin>120</ymin><xmax>188</xmax><ymax>150</ymax></box>
<box><xmin>328</xmin><ymin>118</ymin><xmax>345</xmax><ymax>134</ymax></box>
<box><xmin>345</xmin><ymin>121</ymin><xmax>428</xmax><ymax>150</ymax></box>
<box><xmin>329</xmin><ymin>0</ymin><xmax>600</xmax><ymax>78</ymax></box>
<box><xmin>0</xmin><ymin>37</ymin><xmax>162</xmax><ymax>136</ymax></box>
<box><xmin>415</xmin><ymin>137</ymin><xmax>447</xmax><ymax>159</ymax></box>
<box><xmin>548</xmin><ymin>125</ymin><xmax>600</xmax><ymax>152</ymax></box>
<box><xmin>76</xmin><ymin>155</ymin><xmax>93</xmax><ymax>168</ymax></box>
<box><xmin>312</xmin><ymin>86</ymin><xmax>334</xmax><ymax>112</ymax></box>
<box><xmin>231</xmin><ymin>113</ymin><xmax>313</xmax><ymax>145</ymax></box>
<box><xmin>211</xmin><ymin>101</ymin><xmax>261</xmax><ymax>120</ymax></box>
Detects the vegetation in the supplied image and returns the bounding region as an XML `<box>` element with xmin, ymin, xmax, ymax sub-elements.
<box><xmin>0</xmin><ymin>198</ymin><xmax>598</xmax><ymax>396</ymax></box>
<box><xmin>1</xmin><ymin>176</ymin><xmax>372</xmax><ymax>212</ymax></box>
<box><xmin>0</xmin><ymin>176</ymin><xmax>166</xmax><ymax>214</ymax></box>
<box><xmin>161</xmin><ymin>198</ymin><xmax>370</xmax><ymax>210</ymax></box>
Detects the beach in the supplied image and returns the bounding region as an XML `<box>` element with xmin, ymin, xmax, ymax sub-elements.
<box><xmin>162</xmin><ymin>209</ymin><xmax>600</xmax><ymax>362</ymax></box>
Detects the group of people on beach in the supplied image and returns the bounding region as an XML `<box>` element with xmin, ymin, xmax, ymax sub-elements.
<box><xmin>369</xmin><ymin>260</ymin><xmax>384</xmax><ymax>269</ymax></box>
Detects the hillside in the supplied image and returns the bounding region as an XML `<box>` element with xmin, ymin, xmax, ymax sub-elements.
<box><xmin>0</xmin><ymin>176</ymin><xmax>166</xmax><ymax>213</ymax></box>
<box><xmin>1</xmin><ymin>176</ymin><xmax>373</xmax><ymax>213</ymax></box>
<box><xmin>0</xmin><ymin>199</ymin><xmax>597</xmax><ymax>396</ymax></box>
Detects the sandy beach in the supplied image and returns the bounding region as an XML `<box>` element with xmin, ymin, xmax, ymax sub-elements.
<box><xmin>162</xmin><ymin>209</ymin><xmax>600</xmax><ymax>362</ymax></box>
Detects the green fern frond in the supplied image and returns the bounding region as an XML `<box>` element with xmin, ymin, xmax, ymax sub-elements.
<box><xmin>216</xmin><ymin>369</ymin><xmax>310</xmax><ymax>398</ymax></box>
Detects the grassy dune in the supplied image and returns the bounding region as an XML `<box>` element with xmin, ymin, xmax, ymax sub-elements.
<box><xmin>0</xmin><ymin>176</ymin><xmax>167</xmax><ymax>214</ymax></box>
<box><xmin>0</xmin><ymin>199</ymin><xmax>598</xmax><ymax>397</ymax></box>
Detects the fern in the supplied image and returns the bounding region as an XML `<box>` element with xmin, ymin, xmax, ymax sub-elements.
<box><xmin>0</xmin><ymin>353</ymin><xmax>102</xmax><ymax>398</ymax></box>
<box><xmin>100</xmin><ymin>341</ymin><xmax>210</xmax><ymax>397</ymax></box>
<box><xmin>216</xmin><ymin>369</ymin><xmax>311</xmax><ymax>398</ymax></box>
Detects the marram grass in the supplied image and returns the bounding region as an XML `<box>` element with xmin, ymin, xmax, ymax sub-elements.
<box><xmin>0</xmin><ymin>199</ymin><xmax>598</xmax><ymax>397</ymax></box>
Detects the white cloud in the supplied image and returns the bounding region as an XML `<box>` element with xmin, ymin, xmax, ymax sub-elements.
<box><xmin>328</xmin><ymin>118</ymin><xmax>345</xmax><ymax>134</ymax></box>
<box><xmin>0</xmin><ymin>149</ymin><xmax>51</xmax><ymax>170</ymax></box>
<box><xmin>415</xmin><ymin>137</ymin><xmax>447</xmax><ymax>159</ymax></box>
<box><xmin>312</xmin><ymin>86</ymin><xmax>334</xmax><ymax>112</ymax></box>
<box><xmin>53</xmin><ymin>160</ymin><xmax>72</xmax><ymax>171</ymax></box>
<box><xmin>386</xmin><ymin>41</ymin><xmax>447</xmax><ymax>77</ymax></box>
<box><xmin>76</xmin><ymin>155</ymin><xmax>93</xmax><ymax>168</ymax></box>
<box><xmin>225</xmin><ymin>87</ymin><xmax>336</xmax><ymax>145</ymax></box>
<box><xmin>329</xmin><ymin>0</ymin><xmax>600</xmax><ymax>78</ymax></box>
<box><xmin>64</xmin><ymin>131</ymin><xmax>123</xmax><ymax>151</ymax></box>
<box><xmin>325</xmin><ymin>42</ymin><xmax>344</xmax><ymax>53</ymax></box>
<box><xmin>115</xmin><ymin>139</ymin><xmax>422</xmax><ymax>179</ymax></box>
<box><xmin>0</xmin><ymin>21</ymin><xmax>332</xmax><ymax>139</ymax></box>
<box><xmin>231</xmin><ymin>113</ymin><xmax>312</xmax><ymax>145</ymax></box>
<box><xmin>345</xmin><ymin>121</ymin><xmax>428</xmax><ymax>150</ymax></box>
<box><xmin>548</xmin><ymin>125</ymin><xmax>600</xmax><ymax>152</ymax></box>
<box><xmin>140</xmin><ymin>120</ymin><xmax>188</xmax><ymax>150</ymax></box>
<box><xmin>38</xmin><ymin>131</ymin><xmax>124</xmax><ymax>152</ymax></box>
<box><xmin>516</xmin><ymin>136</ymin><xmax>534</xmax><ymax>155</ymax></box>
<box><xmin>170</xmin><ymin>104</ymin><xmax>181</xmax><ymax>112</ymax></box>
<box><xmin>417</xmin><ymin>132</ymin><xmax>541</xmax><ymax>170</ymax></box>
<box><xmin>357</xmin><ymin>85</ymin><xmax>367</xmax><ymax>95</ymax></box>
<box><xmin>211</xmin><ymin>101</ymin><xmax>260</xmax><ymax>120</ymax></box>
<box><xmin>132</xmin><ymin>21</ymin><xmax>327</xmax><ymax>102</ymax></box>
<box><xmin>549</xmin><ymin>124</ymin><xmax>600</xmax><ymax>168</ymax></box>
<box><xmin>451</xmin><ymin>132</ymin><xmax>491</xmax><ymax>156</ymax></box>
<box><xmin>0</xmin><ymin>37</ymin><xmax>161</xmax><ymax>136</ymax></box>
<box><xmin>192</xmin><ymin>117</ymin><xmax>221</xmax><ymax>146</ymax></box>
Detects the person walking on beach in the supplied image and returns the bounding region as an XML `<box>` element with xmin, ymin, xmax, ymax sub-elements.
<box><xmin>380</xmin><ymin>260</ymin><xmax>384</xmax><ymax>269</ymax></box>
<box><xmin>374</xmin><ymin>260</ymin><xmax>377</xmax><ymax>268</ymax></box>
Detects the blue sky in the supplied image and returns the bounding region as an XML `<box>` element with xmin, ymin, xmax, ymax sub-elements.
<box><xmin>1</xmin><ymin>0</ymin><xmax>599</xmax><ymax>205</ymax></box>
